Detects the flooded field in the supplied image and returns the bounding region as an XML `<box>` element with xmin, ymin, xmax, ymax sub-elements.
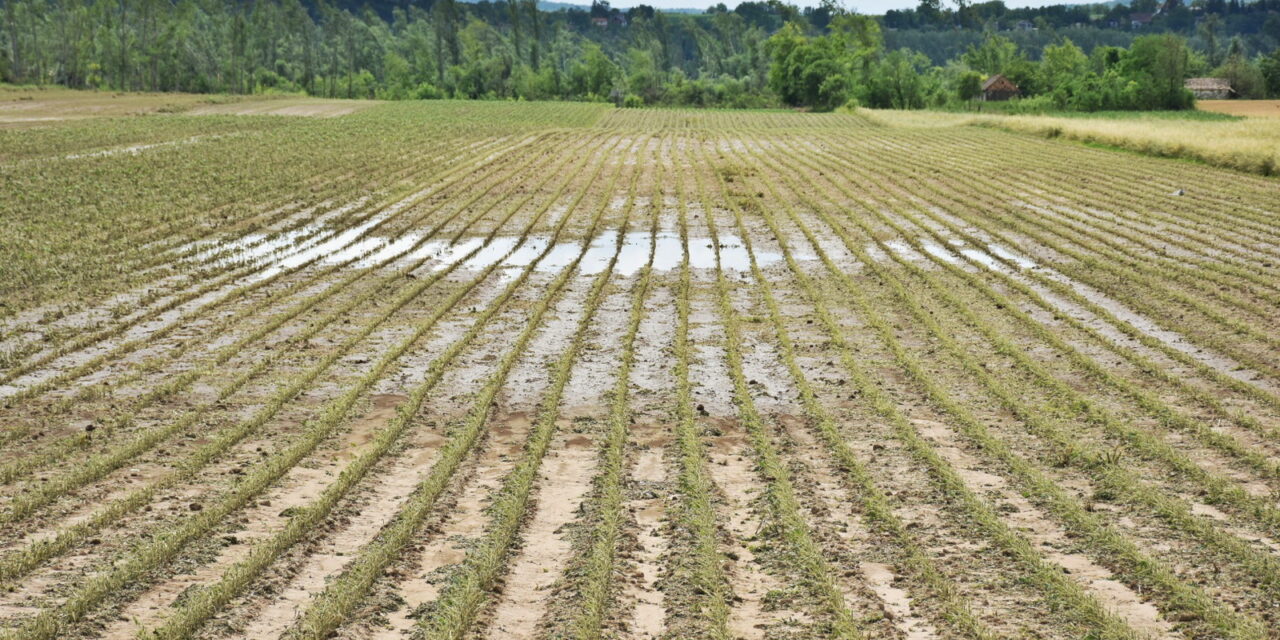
<box><xmin>2</xmin><ymin>102</ymin><xmax>1280</xmax><ymax>640</ymax></box>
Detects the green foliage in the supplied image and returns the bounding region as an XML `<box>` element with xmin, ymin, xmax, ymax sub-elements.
<box><xmin>863</xmin><ymin>49</ymin><xmax>940</xmax><ymax>109</ymax></box>
<box><xmin>1</xmin><ymin>0</ymin><xmax>1269</xmax><ymax>111</ymax></box>
<box><xmin>1123</xmin><ymin>34</ymin><xmax>1195</xmax><ymax>109</ymax></box>
<box><xmin>1213</xmin><ymin>44</ymin><xmax>1267</xmax><ymax>99</ymax></box>
<box><xmin>956</xmin><ymin>69</ymin><xmax>983</xmax><ymax>102</ymax></box>
<box><xmin>765</xmin><ymin>16</ymin><xmax>883</xmax><ymax>112</ymax></box>
<box><xmin>1263</xmin><ymin>48</ymin><xmax>1280</xmax><ymax>98</ymax></box>
<box><xmin>962</xmin><ymin>33</ymin><xmax>1022</xmax><ymax>77</ymax></box>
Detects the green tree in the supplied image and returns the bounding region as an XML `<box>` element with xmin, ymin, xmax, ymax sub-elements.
<box><xmin>625</xmin><ymin>46</ymin><xmax>661</xmax><ymax>103</ymax></box>
<box><xmin>1124</xmin><ymin>33</ymin><xmax>1193</xmax><ymax>109</ymax></box>
<box><xmin>962</xmin><ymin>33</ymin><xmax>1013</xmax><ymax>75</ymax></box>
<box><xmin>524</xmin><ymin>0</ymin><xmax>540</xmax><ymax>70</ymax></box>
<box><xmin>1261</xmin><ymin>48</ymin><xmax>1280</xmax><ymax>98</ymax></box>
<box><xmin>765</xmin><ymin>22</ymin><xmax>853</xmax><ymax>111</ymax></box>
<box><xmin>1214</xmin><ymin>37</ymin><xmax>1264</xmax><ymax>98</ymax></box>
<box><xmin>956</xmin><ymin>69</ymin><xmax>982</xmax><ymax>101</ymax></box>
<box><xmin>1199</xmin><ymin>12</ymin><xmax>1222</xmax><ymax>67</ymax></box>
<box><xmin>864</xmin><ymin>48</ymin><xmax>936</xmax><ymax>109</ymax></box>
<box><xmin>1038</xmin><ymin>38</ymin><xmax>1088</xmax><ymax>87</ymax></box>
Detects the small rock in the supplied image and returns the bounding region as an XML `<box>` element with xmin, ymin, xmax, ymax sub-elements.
<box><xmin>189</xmin><ymin>503</ymin><xmax>203</xmax><ymax>511</ymax></box>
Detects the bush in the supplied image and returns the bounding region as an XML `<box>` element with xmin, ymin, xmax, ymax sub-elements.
<box><xmin>413</xmin><ymin>83</ymin><xmax>444</xmax><ymax>100</ymax></box>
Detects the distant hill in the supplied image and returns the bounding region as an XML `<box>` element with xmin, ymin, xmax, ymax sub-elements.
<box><xmin>328</xmin><ymin>0</ymin><xmax>707</xmax><ymax>15</ymax></box>
<box><xmin>467</xmin><ymin>0</ymin><xmax>707</xmax><ymax>13</ymax></box>
<box><xmin>531</xmin><ymin>0</ymin><xmax>589</xmax><ymax>11</ymax></box>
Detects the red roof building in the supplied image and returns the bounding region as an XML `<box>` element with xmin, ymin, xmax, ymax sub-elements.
<box><xmin>981</xmin><ymin>74</ymin><xmax>1021</xmax><ymax>101</ymax></box>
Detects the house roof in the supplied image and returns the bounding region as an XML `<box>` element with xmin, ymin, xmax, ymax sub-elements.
<box><xmin>982</xmin><ymin>74</ymin><xmax>1019</xmax><ymax>92</ymax></box>
<box><xmin>1185</xmin><ymin>77</ymin><xmax>1234</xmax><ymax>91</ymax></box>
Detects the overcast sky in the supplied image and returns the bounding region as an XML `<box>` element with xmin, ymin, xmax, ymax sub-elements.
<box><xmin>610</xmin><ymin>0</ymin><xmax>1092</xmax><ymax>13</ymax></box>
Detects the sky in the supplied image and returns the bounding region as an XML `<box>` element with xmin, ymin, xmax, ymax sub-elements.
<box><xmin>607</xmin><ymin>0</ymin><xmax>1093</xmax><ymax>13</ymax></box>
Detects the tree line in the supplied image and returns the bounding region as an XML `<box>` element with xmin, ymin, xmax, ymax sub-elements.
<box><xmin>2</xmin><ymin>0</ymin><xmax>1279</xmax><ymax>111</ymax></box>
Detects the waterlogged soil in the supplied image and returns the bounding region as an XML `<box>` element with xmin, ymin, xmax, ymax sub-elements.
<box><xmin>2</xmin><ymin>108</ymin><xmax>1278</xmax><ymax>640</ymax></box>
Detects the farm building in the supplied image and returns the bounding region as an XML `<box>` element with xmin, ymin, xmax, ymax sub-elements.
<box><xmin>1185</xmin><ymin>77</ymin><xmax>1236</xmax><ymax>100</ymax></box>
<box><xmin>982</xmin><ymin>74</ymin><xmax>1021</xmax><ymax>101</ymax></box>
<box><xmin>1129</xmin><ymin>12</ymin><xmax>1154</xmax><ymax>27</ymax></box>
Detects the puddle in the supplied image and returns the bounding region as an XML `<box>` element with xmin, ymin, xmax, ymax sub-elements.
<box><xmin>534</xmin><ymin>241</ymin><xmax>584</xmax><ymax>273</ymax></box>
<box><xmin>460</xmin><ymin>237</ymin><xmax>521</xmax><ymax>271</ymax></box>
<box><xmin>185</xmin><ymin>204</ymin><xmax>393</xmax><ymax>279</ymax></box>
<box><xmin>985</xmin><ymin>243</ymin><xmax>1038</xmax><ymax>269</ymax></box>
<box><xmin>359</xmin><ymin>236</ymin><xmax>444</xmax><ymax>268</ymax></box>
<box><xmin>882</xmin><ymin>237</ymin><xmax>1037</xmax><ymax>271</ymax></box>
<box><xmin>187</xmin><ymin>227</ymin><xmax>807</xmax><ymax>286</ymax></box>
<box><xmin>651</xmin><ymin>232</ymin><xmax>684</xmax><ymax>272</ymax></box>
<box><xmin>580</xmin><ymin>231</ymin><xmax>621</xmax><ymax>275</ymax></box>
<box><xmin>274</xmin><ymin>212</ymin><xmax>398</xmax><ymax>272</ymax></box>
<box><xmin>882</xmin><ymin>234</ymin><xmax>1271</xmax><ymax>390</ymax></box>
<box><xmin>500</xmin><ymin>237</ymin><xmax>551</xmax><ymax>269</ymax></box>
<box><xmin>63</xmin><ymin>135</ymin><xmax>216</xmax><ymax>160</ymax></box>
<box><xmin>430</xmin><ymin>237</ymin><xmax>485</xmax><ymax>270</ymax></box>
<box><xmin>615</xmin><ymin>232</ymin><xmax>654</xmax><ymax>276</ymax></box>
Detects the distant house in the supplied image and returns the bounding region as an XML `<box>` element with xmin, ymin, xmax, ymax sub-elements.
<box><xmin>590</xmin><ymin>16</ymin><xmax>608</xmax><ymax>27</ymax></box>
<box><xmin>1129</xmin><ymin>12</ymin><xmax>1153</xmax><ymax>28</ymax></box>
<box><xmin>982</xmin><ymin>74</ymin><xmax>1020</xmax><ymax>101</ymax></box>
<box><xmin>1185</xmin><ymin>77</ymin><xmax>1236</xmax><ymax>100</ymax></box>
<box><xmin>1015</xmin><ymin>20</ymin><xmax>1036</xmax><ymax>31</ymax></box>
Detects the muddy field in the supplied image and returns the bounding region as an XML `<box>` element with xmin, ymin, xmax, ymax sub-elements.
<box><xmin>1</xmin><ymin>102</ymin><xmax>1280</xmax><ymax>640</ymax></box>
<box><xmin>0</xmin><ymin>88</ymin><xmax>371</xmax><ymax>128</ymax></box>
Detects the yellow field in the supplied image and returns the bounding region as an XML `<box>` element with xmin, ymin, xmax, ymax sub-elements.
<box><xmin>863</xmin><ymin>107</ymin><xmax>1280</xmax><ymax>175</ymax></box>
<box><xmin>1198</xmin><ymin>99</ymin><xmax>1280</xmax><ymax>118</ymax></box>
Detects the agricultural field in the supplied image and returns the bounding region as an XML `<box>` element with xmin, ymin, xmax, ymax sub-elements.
<box><xmin>1198</xmin><ymin>100</ymin><xmax>1280</xmax><ymax>119</ymax></box>
<box><xmin>1</xmin><ymin>97</ymin><xmax>1279</xmax><ymax>640</ymax></box>
<box><xmin>862</xmin><ymin>106</ymin><xmax>1280</xmax><ymax>176</ymax></box>
<box><xmin>0</xmin><ymin>87</ymin><xmax>371</xmax><ymax>127</ymax></box>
